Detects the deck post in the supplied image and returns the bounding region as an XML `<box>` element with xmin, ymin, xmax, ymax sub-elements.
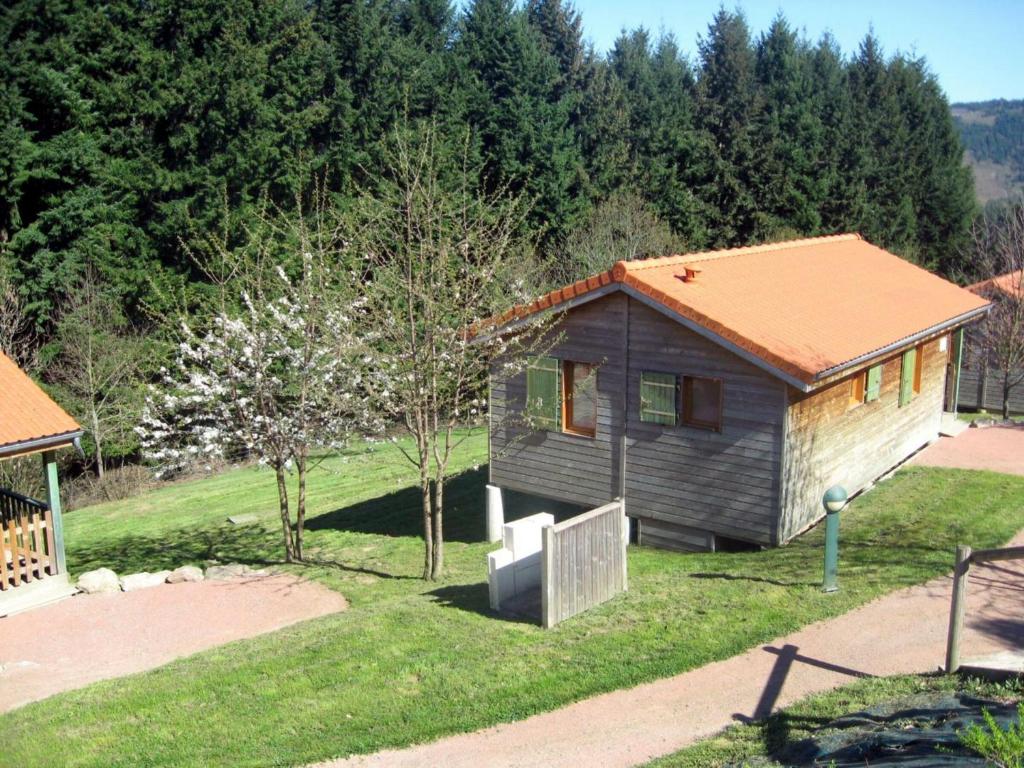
<box><xmin>945</xmin><ymin>544</ymin><xmax>972</xmax><ymax>674</ymax></box>
<box><xmin>42</xmin><ymin>451</ymin><xmax>66</xmax><ymax>575</ymax></box>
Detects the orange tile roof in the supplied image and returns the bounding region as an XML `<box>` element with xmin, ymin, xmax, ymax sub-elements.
<box><xmin>496</xmin><ymin>234</ymin><xmax>990</xmax><ymax>386</ymax></box>
<box><xmin>967</xmin><ymin>269</ymin><xmax>1024</xmax><ymax>299</ymax></box>
<box><xmin>0</xmin><ymin>350</ymin><xmax>81</xmax><ymax>457</ymax></box>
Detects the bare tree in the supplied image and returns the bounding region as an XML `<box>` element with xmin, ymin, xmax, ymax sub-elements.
<box><xmin>0</xmin><ymin>255</ymin><xmax>38</xmax><ymax>370</ymax></box>
<box><xmin>966</xmin><ymin>202</ymin><xmax>1024</xmax><ymax>420</ymax></box>
<box><xmin>49</xmin><ymin>269</ymin><xmax>145</xmax><ymax>478</ymax></box>
<box><xmin>353</xmin><ymin>127</ymin><xmax>547</xmax><ymax>581</ymax></box>
<box><xmin>554</xmin><ymin>189</ymin><xmax>682</xmax><ymax>284</ymax></box>
<box><xmin>140</xmin><ymin>190</ymin><xmax>377</xmax><ymax>562</ymax></box>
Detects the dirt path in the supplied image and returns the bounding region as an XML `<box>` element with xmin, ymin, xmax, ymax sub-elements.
<box><xmin>909</xmin><ymin>424</ymin><xmax>1024</xmax><ymax>475</ymax></box>
<box><xmin>0</xmin><ymin>573</ymin><xmax>348</xmax><ymax>713</ymax></box>
<box><xmin>320</xmin><ymin>531</ymin><xmax>1024</xmax><ymax>768</ymax></box>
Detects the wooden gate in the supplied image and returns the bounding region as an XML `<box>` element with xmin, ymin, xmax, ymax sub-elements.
<box><xmin>1</xmin><ymin>488</ymin><xmax>56</xmax><ymax>590</ymax></box>
<box><xmin>541</xmin><ymin>499</ymin><xmax>628</xmax><ymax>628</ymax></box>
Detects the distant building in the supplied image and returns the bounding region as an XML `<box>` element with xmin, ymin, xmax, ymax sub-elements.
<box><xmin>952</xmin><ymin>270</ymin><xmax>1024</xmax><ymax>415</ymax></box>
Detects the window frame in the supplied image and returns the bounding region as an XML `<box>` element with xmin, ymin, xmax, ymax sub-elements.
<box><xmin>912</xmin><ymin>343</ymin><xmax>924</xmax><ymax>394</ymax></box>
<box><xmin>561</xmin><ymin>360</ymin><xmax>597</xmax><ymax>438</ymax></box>
<box><xmin>848</xmin><ymin>371</ymin><xmax>866</xmax><ymax>408</ymax></box>
<box><xmin>681</xmin><ymin>375</ymin><xmax>724</xmax><ymax>432</ymax></box>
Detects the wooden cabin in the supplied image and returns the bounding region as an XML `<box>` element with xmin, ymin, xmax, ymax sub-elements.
<box><xmin>0</xmin><ymin>350</ymin><xmax>82</xmax><ymax>615</ymax></box>
<box><xmin>950</xmin><ymin>270</ymin><xmax>1024</xmax><ymax>416</ymax></box>
<box><xmin>485</xmin><ymin>234</ymin><xmax>991</xmax><ymax>552</ymax></box>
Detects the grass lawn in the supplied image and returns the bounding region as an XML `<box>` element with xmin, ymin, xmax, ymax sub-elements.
<box><xmin>6</xmin><ymin>431</ymin><xmax>1024</xmax><ymax>767</ymax></box>
<box><xmin>647</xmin><ymin>673</ymin><xmax>1024</xmax><ymax>767</ymax></box>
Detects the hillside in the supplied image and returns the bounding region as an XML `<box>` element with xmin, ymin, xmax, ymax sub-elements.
<box><xmin>952</xmin><ymin>99</ymin><xmax>1024</xmax><ymax>203</ymax></box>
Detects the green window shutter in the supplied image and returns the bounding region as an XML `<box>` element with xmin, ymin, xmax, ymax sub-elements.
<box><xmin>640</xmin><ymin>371</ymin><xmax>677</xmax><ymax>425</ymax></box>
<box><xmin>899</xmin><ymin>349</ymin><xmax>916</xmax><ymax>407</ymax></box>
<box><xmin>526</xmin><ymin>356</ymin><xmax>560</xmax><ymax>430</ymax></box>
<box><xmin>865</xmin><ymin>364</ymin><xmax>882</xmax><ymax>402</ymax></box>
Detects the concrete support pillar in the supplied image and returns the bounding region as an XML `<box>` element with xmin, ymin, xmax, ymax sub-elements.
<box><xmin>42</xmin><ymin>450</ymin><xmax>67</xmax><ymax>575</ymax></box>
<box><xmin>486</xmin><ymin>484</ymin><xmax>504</xmax><ymax>543</ymax></box>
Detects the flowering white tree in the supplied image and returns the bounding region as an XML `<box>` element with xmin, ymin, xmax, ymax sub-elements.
<box><xmin>353</xmin><ymin>126</ymin><xmax>550</xmax><ymax>580</ymax></box>
<box><xmin>140</xmin><ymin>194</ymin><xmax>378</xmax><ymax>561</ymax></box>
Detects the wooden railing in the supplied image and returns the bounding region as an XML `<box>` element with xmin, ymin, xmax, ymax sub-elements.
<box><xmin>0</xmin><ymin>488</ymin><xmax>55</xmax><ymax>590</ymax></box>
<box><xmin>541</xmin><ymin>499</ymin><xmax>628</xmax><ymax>628</ymax></box>
<box><xmin>945</xmin><ymin>543</ymin><xmax>1024</xmax><ymax>673</ymax></box>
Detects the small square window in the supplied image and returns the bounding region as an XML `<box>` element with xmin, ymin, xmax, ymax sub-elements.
<box><xmin>682</xmin><ymin>376</ymin><xmax>722</xmax><ymax>431</ymax></box>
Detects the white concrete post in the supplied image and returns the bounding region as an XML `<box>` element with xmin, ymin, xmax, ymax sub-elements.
<box><xmin>486</xmin><ymin>484</ymin><xmax>504</xmax><ymax>542</ymax></box>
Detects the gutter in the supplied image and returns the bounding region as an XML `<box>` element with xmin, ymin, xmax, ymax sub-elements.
<box><xmin>0</xmin><ymin>430</ymin><xmax>85</xmax><ymax>459</ymax></box>
<box><xmin>812</xmin><ymin>304</ymin><xmax>992</xmax><ymax>384</ymax></box>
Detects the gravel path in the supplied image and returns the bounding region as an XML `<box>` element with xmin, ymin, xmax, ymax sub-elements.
<box><xmin>319</xmin><ymin>531</ymin><xmax>1024</xmax><ymax>768</ymax></box>
<box><xmin>0</xmin><ymin>573</ymin><xmax>348</xmax><ymax>712</ymax></box>
<box><xmin>909</xmin><ymin>423</ymin><xmax>1024</xmax><ymax>475</ymax></box>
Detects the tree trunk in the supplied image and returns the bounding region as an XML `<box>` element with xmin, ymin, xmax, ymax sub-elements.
<box><xmin>295</xmin><ymin>454</ymin><xmax>307</xmax><ymax>562</ymax></box>
<box><xmin>275</xmin><ymin>464</ymin><xmax>295</xmax><ymax>562</ymax></box>
<box><xmin>421</xmin><ymin>475</ymin><xmax>434</xmax><ymax>580</ymax></box>
<box><xmin>431</xmin><ymin>473</ymin><xmax>444</xmax><ymax>581</ymax></box>
<box><xmin>1004</xmin><ymin>375</ymin><xmax>1012</xmax><ymax>421</ymax></box>
<box><xmin>91</xmin><ymin>408</ymin><xmax>104</xmax><ymax>479</ymax></box>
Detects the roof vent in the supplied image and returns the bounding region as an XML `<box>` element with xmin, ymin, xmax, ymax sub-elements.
<box><xmin>681</xmin><ymin>267</ymin><xmax>701</xmax><ymax>283</ymax></box>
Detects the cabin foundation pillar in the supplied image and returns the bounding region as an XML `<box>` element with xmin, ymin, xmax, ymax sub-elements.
<box><xmin>486</xmin><ymin>484</ymin><xmax>504</xmax><ymax>543</ymax></box>
<box><xmin>42</xmin><ymin>451</ymin><xmax>67</xmax><ymax>575</ymax></box>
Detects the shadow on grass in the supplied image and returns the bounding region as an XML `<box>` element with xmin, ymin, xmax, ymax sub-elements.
<box><xmin>67</xmin><ymin>467</ymin><xmax>491</xmax><ymax>579</ymax></box>
<box><xmin>426</xmin><ymin>582</ymin><xmax>540</xmax><ymax>625</ymax></box>
<box><xmin>67</xmin><ymin>523</ymin><xmax>283</xmax><ymax>577</ymax></box>
<box><xmin>306</xmin><ymin>467</ymin><xmax>488</xmax><ymax>543</ymax></box>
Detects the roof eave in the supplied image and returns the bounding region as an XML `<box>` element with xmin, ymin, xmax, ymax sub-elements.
<box><xmin>0</xmin><ymin>430</ymin><xmax>85</xmax><ymax>460</ymax></box>
<box><xmin>811</xmin><ymin>303</ymin><xmax>992</xmax><ymax>384</ymax></box>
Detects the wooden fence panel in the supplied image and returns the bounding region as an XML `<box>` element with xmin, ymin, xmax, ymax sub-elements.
<box><xmin>542</xmin><ymin>500</ymin><xmax>627</xmax><ymax>628</ymax></box>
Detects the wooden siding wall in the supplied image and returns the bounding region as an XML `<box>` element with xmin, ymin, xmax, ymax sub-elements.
<box><xmin>489</xmin><ymin>293</ymin><xmax>627</xmax><ymax>509</ymax></box>
<box><xmin>779</xmin><ymin>337</ymin><xmax>947</xmax><ymax>542</ymax></box>
<box><xmin>956</xmin><ymin>362</ymin><xmax>1024</xmax><ymax>414</ymax></box>
<box><xmin>542</xmin><ymin>500</ymin><xmax>627</xmax><ymax>628</ymax></box>
<box><xmin>623</xmin><ymin>301</ymin><xmax>785</xmax><ymax>548</ymax></box>
<box><xmin>489</xmin><ymin>293</ymin><xmax>787</xmax><ymax>550</ymax></box>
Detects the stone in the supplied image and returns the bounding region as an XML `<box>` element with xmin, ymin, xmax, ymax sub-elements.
<box><xmin>120</xmin><ymin>571</ymin><xmax>172</xmax><ymax>591</ymax></box>
<box><xmin>204</xmin><ymin>563</ymin><xmax>253</xmax><ymax>581</ymax></box>
<box><xmin>165</xmin><ymin>565</ymin><xmax>204</xmax><ymax>584</ymax></box>
<box><xmin>77</xmin><ymin>567</ymin><xmax>120</xmax><ymax>594</ymax></box>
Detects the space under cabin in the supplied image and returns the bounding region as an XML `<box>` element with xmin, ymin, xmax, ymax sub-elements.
<box><xmin>484</xmin><ymin>234</ymin><xmax>991</xmax><ymax>552</ymax></box>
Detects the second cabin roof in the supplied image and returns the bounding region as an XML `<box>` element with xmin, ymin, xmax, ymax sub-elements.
<box><xmin>491</xmin><ymin>234</ymin><xmax>990</xmax><ymax>389</ymax></box>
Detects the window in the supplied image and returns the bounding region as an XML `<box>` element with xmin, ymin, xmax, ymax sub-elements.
<box><xmin>640</xmin><ymin>371</ymin><xmax>678</xmax><ymax>425</ymax></box>
<box><xmin>865</xmin><ymin>364</ymin><xmax>882</xmax><ymax>402</ymax></box>
<box><xmin>849</xmin><ymin>372</ymin><xmax>866</xmax><ymax>407</ymax></box>
<box><xmin>526</xmin><ymin>356</ymin><xmax>560</xmax><ymax>429</ymax></box>
<box><xmin>682</xmin><ymin>376</ymin><xmax>723</xmax><ymax>430</ymax></box>
<box><xmin>899</xmin><ymin>347</ymin><xmax>917</xmax><ymax>407</ymax></box>
<box><xmin>562</xmin><ymin>361</ymin><xmax>597</xmax><ymax>437</ymax></box>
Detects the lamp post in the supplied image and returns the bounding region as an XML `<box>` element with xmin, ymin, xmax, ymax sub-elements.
<box><xmin>822</xmin><ymin>485</ymin><xmax>848</xmax><ymax>593</ymax></box>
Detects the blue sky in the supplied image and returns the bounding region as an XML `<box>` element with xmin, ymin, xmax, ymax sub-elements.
<box><xmin>571</xmin><ymin>0</ymin><xmax>1023</xmax><ymax>103</ymax></box>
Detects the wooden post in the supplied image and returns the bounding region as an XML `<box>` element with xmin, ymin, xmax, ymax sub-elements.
<box><xmin>945</xmin><ymin>544</ymin><xmax>972</xmax><ymax>674</ymax></box>
<box><xmin>619</xmin><ymin>498</ymin><xmax>628</xmax><ymax>593</ymax></box>
<box><xmin>42</xmin><ymin>451</ymin><xmax>66</xmax><ymax>575</ymax></box>
<box><xmin>541</xmin><ymin>524</ymin><xmax>555</xmax><ymax>629</ymax></box>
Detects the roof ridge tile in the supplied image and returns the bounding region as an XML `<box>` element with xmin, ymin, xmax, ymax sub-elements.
<box><xmin>618</xmin><ymin>233</ymin><xmax>862</xmax><ymax>273</ymax></box>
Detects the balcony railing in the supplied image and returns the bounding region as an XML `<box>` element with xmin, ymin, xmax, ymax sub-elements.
<box><xmin>1</xmin><ymin>487</ymin><xmax>56</xmax><ymax>589</ymax></box>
